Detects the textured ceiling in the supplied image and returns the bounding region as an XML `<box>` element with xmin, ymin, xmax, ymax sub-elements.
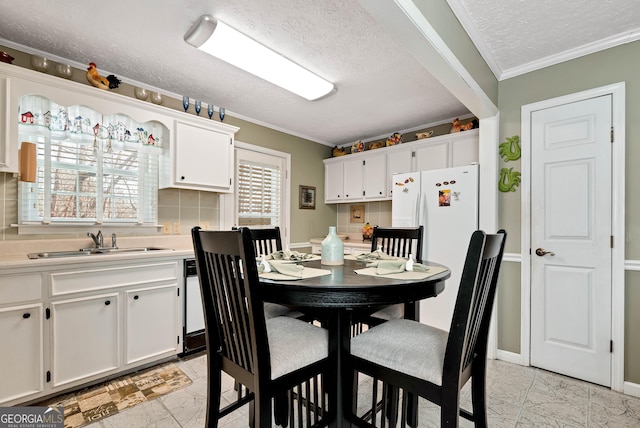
<box><xmin>448</xmin><ymin>0</ymin><xmax>640</xmax><ymax>79</ymax></box>
<box><xmin>0</xmin><ymin>0</ymin><xmax>638</xmax><ymax>146</ymax></box>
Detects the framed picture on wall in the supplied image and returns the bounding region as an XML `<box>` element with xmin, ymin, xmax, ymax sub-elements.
<box><xmin>299</xmin><ymin>185</ymin><xmax>316</xmax><ymax>209</ymax></box>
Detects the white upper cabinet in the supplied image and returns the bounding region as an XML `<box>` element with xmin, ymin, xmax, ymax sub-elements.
<box><xmin>162</xmin><ymin>120</ymin><xmax>236</xmax><ymax>192</ymax></box>
<box><xmin>324</xmin><ymin>129</ymin><xmax>479</xmax><ymax>203</ymax></box>
<box><xmin>0</xmin><ymin>62</ymin><xmax>239</xmax><ymax>192</ymax></box>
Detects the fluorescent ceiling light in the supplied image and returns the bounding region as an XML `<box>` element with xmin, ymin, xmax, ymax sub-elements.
<box><xmin>184</xmin><ymin>15</ymin><xmax>336</xmax><ymax>101</ymax></box>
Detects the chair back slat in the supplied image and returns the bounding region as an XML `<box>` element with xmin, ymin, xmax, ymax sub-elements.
<box><xmin>192</xmin><ymin>227</ymin><xmax>270</xmax><ymax>376</ymax></box>
<box><xmin>444</xmin><ymin>230</ymin><xmax>506</xmax><ymax>376</ymax></box>
<box><xmin>249</xmin><ymin>227</ymin><xmax>283</xmax><ymax>257</ymax></box>
<box><xmin>371</xmin><ymin>226</ymin><xmax>424</xmax><ymax>262</ymax></box>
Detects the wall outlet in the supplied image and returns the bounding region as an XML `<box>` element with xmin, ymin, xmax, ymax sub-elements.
<box><xmin>172</xmin><ymin>222</ymin><xmax>181</xmax><ymax>235</ymax></box>
<box><xmin>162</xmin><ymin>223</ymin><xmax>171</xmax><ymax>234</ymax></box>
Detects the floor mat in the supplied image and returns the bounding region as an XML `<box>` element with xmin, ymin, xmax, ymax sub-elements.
<box><xmin>35</xmin><ymin>362</ymin><xmax>192</xmax><ymax>428</ymax></box>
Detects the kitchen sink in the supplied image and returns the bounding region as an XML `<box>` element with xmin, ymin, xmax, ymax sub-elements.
<box><xmin>27</xmin><ymin>247</ymin><xmax>172</xmax><ymax>259</ymax></box>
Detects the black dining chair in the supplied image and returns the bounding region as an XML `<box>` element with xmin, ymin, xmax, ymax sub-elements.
<box><xmin>367</xmin><ymin>226</ymin><xmax>424</xmax><ymax>324</ymax></box>
<box><xmin>242</xmin><ymin>226</ymin><xmax>307</xmax><ymax>320</ymax></box>
<box><xmin>192</xmin><ymin>227</ymin><xmax>332</xmax><ymax>428</ymax></box>
<box><xmin>347</xmin><ymin>229</ymin><xmax>506</xmax><ymax>428</ymax></box>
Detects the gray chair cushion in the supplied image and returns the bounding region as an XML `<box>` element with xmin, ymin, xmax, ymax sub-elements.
<box><xmin>350</xmin><ymin>319</ymin><xmax>448</xmax><ymax>386</ymax></box>
<box><xmin>369</xmin><ymin>303</ymin><xmax>403</xmax><ymax>321</ymax></box>
<box><xmin>267</xmin><ymin>316</ymin><xmax>328</xmax><ymax>380</ymax></box>
<box><xmin>264</xmin><ymin>302</ymin><xmax>304</xmax><ymax>319</ymax></box>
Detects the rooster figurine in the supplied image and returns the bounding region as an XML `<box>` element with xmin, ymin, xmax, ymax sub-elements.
<box><xmin>86</xmin><ymin>62</ymin><xmax>121</xmax><ymax>90</ymax></box>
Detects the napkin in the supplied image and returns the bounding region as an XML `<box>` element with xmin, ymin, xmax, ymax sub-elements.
<box><xmin>267</xmin><ymin>250</ymin><xmax>315</xmax><ymax>261</ymax></box>
<box><xmin>258</xmin><ymin>260</ymin><xmax>304</xmax><ymax>278</ymax></box>
<box><xmin>366</xmin><ymin>260</ymin><xmax>430</xmax><ymax>275</ymax></box>
<box><xmin>355</xmin><ymin>251</ymin><xmax>401</xmax><ymax>262</ymax></box>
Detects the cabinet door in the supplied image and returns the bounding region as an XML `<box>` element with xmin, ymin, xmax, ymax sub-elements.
<box><xmin>0</xmin><ymin>304</ymin><xmax>43</xmax><ymax>404</ymax></box>
<box><xmin>175</xmin><ymin>121</ymin><xmax>233</xmax><ymax>192</ymax></box>
<box><xmin>51</xmin><ymin>294</ymin><xmax>119</xmax><ymax>388</ymax></box>
<box><xmin>324</xmin><ymin>161</ymin><xmax>344</xmax><ymax>202</ymax></box>
<box><xmin>451</xmin><ymin>132</ymin><xmax>479</xmax><ymax>167</ymax></box>
<box><xmin>343</xmin><ymin>158</ymin><xmax>364</xmax><ymax>200</ymax></box>
<box><xmin>363</xmin><ymin>153</ymin><xmax>387</xmax><ymax>200</ymax></box>
<box><xmin>125</xmin><ymin>285</ymin><xmax>178</xmax><ymax>365</ymax></box>
<box><xmin>414</xmin><ymin>141</ymin><xmax>450</xmax><ymax>171</ymax></box>
<box><xmin>386</xmin><ymin>148</ymin><xmax>413</xmax><ymax>197</ymax></box>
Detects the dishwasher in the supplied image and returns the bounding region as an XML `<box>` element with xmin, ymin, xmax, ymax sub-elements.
<box><xmin>182</xmin><ymin>258</ymin><xmax>206</xmax><ymax>354</ymax></box>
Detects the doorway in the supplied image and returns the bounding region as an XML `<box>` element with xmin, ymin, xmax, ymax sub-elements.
<box><xmin>520</xmin><ymin>83</ymin><xmax>625</xmax><ymax>390</ymax></box>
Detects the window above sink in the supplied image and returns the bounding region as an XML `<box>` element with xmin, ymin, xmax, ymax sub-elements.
<box><xmin>17</xmin><ymin>94</ymin><xmax>166</xmax><ymax>231</ymax></box>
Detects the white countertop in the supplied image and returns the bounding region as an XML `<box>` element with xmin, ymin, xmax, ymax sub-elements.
<box><xmin>0</xmin><ymin>235</ymin><xmax>195</xmax><ymax>270</ymax></box>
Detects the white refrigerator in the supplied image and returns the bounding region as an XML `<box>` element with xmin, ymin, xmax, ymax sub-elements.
<box><xmin>391</xmin><ymin>164</ymin><xmax>479</xmax><ymax>331</ymax></box>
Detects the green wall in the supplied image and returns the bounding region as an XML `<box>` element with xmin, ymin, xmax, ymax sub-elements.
<box><xmin>497</xmin><ymin>40</ymin><xmax>640</xmax><ymax>382</ymax></box>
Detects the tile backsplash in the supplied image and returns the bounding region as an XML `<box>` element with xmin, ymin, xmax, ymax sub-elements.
<box><xmin>0</xmin><ymin>172</ymin><xmax>219</xmax><ymax>241</ymax></box>
<box><xmin>336</xmin><ymin>201</ymin><xmax>392</xmax><ymax>236</ymax></box>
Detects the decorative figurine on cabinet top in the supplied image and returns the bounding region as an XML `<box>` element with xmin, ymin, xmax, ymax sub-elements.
<box><xmin>351</xmin><ymin>140</ymin><xmax>364</xmax><ymax>153</ymax></box>
<box><xmin>386</xmin><ymin>132</ymin><xmax>402</xmax><ymax>146</ymax></box>
<box><xmin>86</xmin><ymin>62</ymin><xmax>121</xmax><ymax>90</ymax></box>
<box><xmin>332</xmin><ymin>146</ymin><xmax>347</xmax><ymax>157</ymax></box>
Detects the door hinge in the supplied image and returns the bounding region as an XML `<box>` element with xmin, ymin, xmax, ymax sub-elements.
<box><xmin>610</xmin><ymin>340</ymin><xmax>614</xmax><ymax>353</ymax></box>
<box><xmin>177</xmin><ymin>336</ymin><xmax>180</xmax><ymax>345</ymax></box>
<box><xmin>611</xmin><ymin>235</ymin><xmax>614</xmax><ymax>248</ymax></box>
<box><xmin>411</xmin><ymin>151</ymin><xmax>416</xmax><ymax>158</ymax></box>
<box><xmin>362</xmin><ymin>190</ymin><xmax>365</xmax><ymax>196</ymax></box>
<box><xmin>363</xmin><ymin>160</ymin><xmax>366</xmax><ymax>166</ymax></box>
<box><xmin>45</xmin><ymin>308</ymin><xmax>50</xmax><ymax>320</ymax></box>
<box><xmin>229</xmin><ymin>178</ymin><xmax>232</xmax><ymax>186</ymax></box>
<box><xmin>611</xmin><ymin>127</ymin><xmax>614</xmax><ymax>143</ymax></box>
<box><xmin>46</xmin><ymin>371</ymin><xmax>51</xmax><ymax>383</ymax></box>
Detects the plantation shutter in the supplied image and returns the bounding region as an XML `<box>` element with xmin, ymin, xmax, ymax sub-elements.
<box><xmin>236</xmin><ymin>150</ymin><xmax>283</xmax><ymax>228</ymax></box>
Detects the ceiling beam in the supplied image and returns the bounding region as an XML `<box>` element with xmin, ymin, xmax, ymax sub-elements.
<box><xmin>358</xmin><ymin>0</ymin><xmax>498</xmax><ymax>119</ymax></box>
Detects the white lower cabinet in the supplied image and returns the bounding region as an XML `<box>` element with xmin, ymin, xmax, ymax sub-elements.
<box><xmin>0</xmin><ymin>304</ymin><xmax>43</xmax><ymax>403</ymax></box>
<box><xmin>0</xmin><ymin>258</ymin><xmax>181</xmax><ymax>406</ymax></box>
<box><xmin>50</xmin><ymin>293</ymin><xmax>120</xmax><ymax>388</ymax></box>
<box><xmin>125</xmin><ymin>284</ymin><xmax>178</xmax><ymax>365</ymax></box>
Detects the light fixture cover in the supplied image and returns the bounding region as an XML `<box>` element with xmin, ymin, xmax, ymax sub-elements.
<box><xmin>185</xmin><ymin>15</ymin><xmax>335</xmax><ymax>101</ymax></box>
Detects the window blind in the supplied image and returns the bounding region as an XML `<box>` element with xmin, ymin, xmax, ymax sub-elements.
<box><xmin>237</xmin><ymin>159</ymin><xmax>281</xmax><ymax>227</ymax></box>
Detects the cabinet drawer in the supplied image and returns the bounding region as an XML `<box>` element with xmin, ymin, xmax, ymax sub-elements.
<box><xmin>0</xmin><ymin>274</ymin><xmax>42</xmax><ymax>305</ymax></box>
<box><xmin>50</xmin><ymin>262</ymin><xmax>178</xmax><ymax>296</ymax></box>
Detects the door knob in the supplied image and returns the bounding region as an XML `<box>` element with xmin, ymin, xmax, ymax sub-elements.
<box><xmin>535</xmin><ymin>248</ymin><xmax>555</xmax><ymax>257</ymax></box>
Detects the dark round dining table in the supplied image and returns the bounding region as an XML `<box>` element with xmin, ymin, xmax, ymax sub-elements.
<box><xmin>258</xmin><ymin>258</ymin><xmax>450</xmax><ymax>428</ymax></box>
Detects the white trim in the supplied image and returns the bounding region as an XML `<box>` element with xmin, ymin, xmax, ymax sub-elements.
<box><xmin>521</xmin><ymin>82</ymin><xmax>626</xmax><ymax>392</ymax></box>
<box><xmin>232</xmin><ymin>141</ymin><xmax>291</xmax><ymax>247</ymax></box>
<box><xmin>624</xmin><ymin>381</ymin><xmax>640</xmax><ymax>399</ymax></box>
<box><xmin>445</xmin><ymin>0</ymin><xmax>502</xmax><ymax>80</ymax></box>
<box><xmin>496</xmin><ymin>349</ymin><xmax>525</xmax><ymax>366</ymax></box>
<box><xmin>501</xmin><ymin>29</ymin><xmax>640</xmax><ymax>81</ymax></box>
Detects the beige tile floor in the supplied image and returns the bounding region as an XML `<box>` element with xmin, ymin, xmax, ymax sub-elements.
<box><xmin>81</xmin><ymin>354</ymin><xmax>640</xmax><ymax>427</ymax></box>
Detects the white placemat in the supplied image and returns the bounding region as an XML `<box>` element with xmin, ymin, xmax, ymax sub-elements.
<box><xmin>354</xmin><ymin>265</ymin><xmax>448</xmax><ymax>280</ymax></box>
<box><xmin>259</xmin><ymin>267</ymin><xmax>332</xmax><ymax>281</ymax></box>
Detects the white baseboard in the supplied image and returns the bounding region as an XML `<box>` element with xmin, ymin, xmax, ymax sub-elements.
<box><xmin>496</xmin><ymin>349</ymin><xmax>524</xmax><ymax>365</ymax></box>
<box><xmin>624</xmin><ymin>381</ymin><xmax>640</xmax><ymax>398</ymax></box>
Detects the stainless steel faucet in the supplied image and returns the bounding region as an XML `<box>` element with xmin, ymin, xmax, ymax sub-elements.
<box><xmin>88</xmin><ymin>230</ymin><xmax>103</xmax><ymax>248</ymax></box>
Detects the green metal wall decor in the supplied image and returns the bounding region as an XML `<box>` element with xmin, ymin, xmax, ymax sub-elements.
<box><xmin>498</xmin><ymin>167</ymin><xmax>521</xmax><ymax>192</ymax></box>
<box><xmin>499</xmin><ymin>135</ymin><xmax>521</xmax><ymax>161</ymax></box>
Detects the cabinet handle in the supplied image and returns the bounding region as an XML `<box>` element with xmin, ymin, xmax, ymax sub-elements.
<box><xmin>134</xmin><ymin>295</ymin><xmax>139</xmax><ymax>300</ymax></box>
<box><xmin>105</xmin><ymin>300</ymin><xmax>111</xmax><ymax>306</ymax></box>
<box><xmin>23</xmin><ymin>313</ymin><xmax>31</xmax><ymax>319</ymax></box>
<box><xmin>180</xmin><ymin>176</ymin><xmax>185</xmax><ymax>180</ymax></box>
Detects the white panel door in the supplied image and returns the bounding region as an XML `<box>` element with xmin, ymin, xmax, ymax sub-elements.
<box><xmin>530</xmin><ymin>95</ymin><xmax>612</xmax><ymax>386</ymax></box>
